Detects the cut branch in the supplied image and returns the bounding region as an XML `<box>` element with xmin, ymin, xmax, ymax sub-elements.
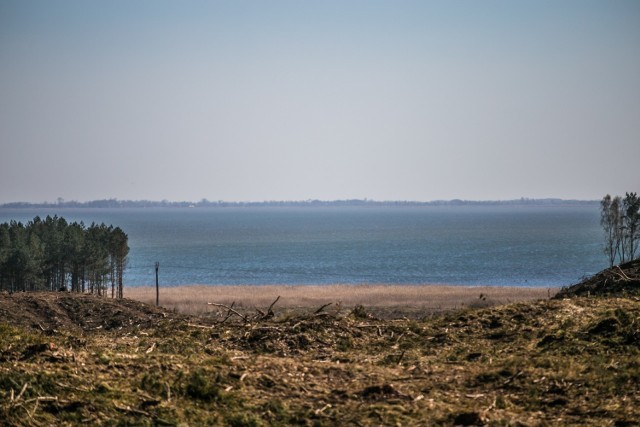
<box><xmin>314</xmin><ymin>303</ymin><xmax>333</xmax><ymax>314</ymax></box>
<box><xmin>208</xmin><ymin>302</ymin><xmax>249</xmax><ymax>323</ymax></box>
<box><xmin>114</xmin><ymin>402</ymin><xmax>150</xmax><ymax>417</ymax></box>
<box><xmin>15</xmin><ymin>383</ymin><xmax>28</xmax><ymax>402</ymax></box>
<box><xmin>616</xmin><ymin>266</ymin><xmax>632</xmax><ymax>281</ymax></box>
<box><xmin>266</xmin><ymin>296</ymin><xmax>281</xmax><ymax>317</ymax></box>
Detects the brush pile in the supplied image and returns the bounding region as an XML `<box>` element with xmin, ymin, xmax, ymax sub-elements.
<box><xmin>555</xmin><ymin>259</ymin><xmax>640</xmax><ymax>298</ymax></box>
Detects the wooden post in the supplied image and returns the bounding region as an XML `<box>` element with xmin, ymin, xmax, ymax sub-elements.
<box><xmin>155</xmin><ymin>262</ymin><xmax>160</xmax><ymax>306</ymax></box>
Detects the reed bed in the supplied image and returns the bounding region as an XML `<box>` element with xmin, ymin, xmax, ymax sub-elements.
<box><xmin>125</xmin><ymin>284</ymin><xmax>557</xmax><ymax>316</ymax></box>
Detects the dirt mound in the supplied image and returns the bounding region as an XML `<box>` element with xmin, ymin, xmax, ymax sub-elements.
<box><xmin>555</xmin><ymin>259</ymin><xmax>640</xmax><ymax>298</ymax></box>
<box><xmin>0</xmin><ymin>292</ymin><xmax>183</xmax><ymax>333</ymax></box>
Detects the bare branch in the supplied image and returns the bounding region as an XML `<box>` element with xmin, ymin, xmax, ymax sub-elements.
<box><xmin>266</xmin><ymin>296</ymin><xmax>281</xmax><ymax>316</ymax></box>
<box><xmin>615</xmin><ymin>266</ymin><xmax>632</xmax><ymax>281</ymax></box>
<box><xmin>314</xmin><ymin>302</ymin><xmax>333</xmax><ymax>314</ymax></box>
<box><xmin>208</xmin><ymin>302</ymin><xmax>249</xmax><ymax>323</ymax></box>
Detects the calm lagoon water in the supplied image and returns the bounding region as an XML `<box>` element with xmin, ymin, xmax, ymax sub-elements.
<box><xmin>0</xmin><ymin>205</ymin><xmax>604</xmax><ymax>287</ymax></box>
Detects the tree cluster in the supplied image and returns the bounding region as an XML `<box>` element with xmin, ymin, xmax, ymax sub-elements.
<box><xmin>0</xmin><ymin>216</ymin><xmax>129</xmax><ymax>297</ymax></box>
<box><xmin>601</xmin><ymin>192</ymin><xmax>640</xmax><ymax>267</ymax></box>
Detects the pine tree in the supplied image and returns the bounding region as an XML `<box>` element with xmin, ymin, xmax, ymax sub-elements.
<box><xmin>0</xmin><ymin>216</ymin><xmax>128</xmax><ymax>296</ymax></box>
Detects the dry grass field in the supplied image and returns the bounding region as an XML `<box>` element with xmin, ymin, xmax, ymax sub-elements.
<box><xmin>125</xmin><ymin>284</ymin><xmax>557</xmax><ymax>318</ymax></box>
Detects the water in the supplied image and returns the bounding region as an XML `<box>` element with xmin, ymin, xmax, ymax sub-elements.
<box><xmin>0</xmin><ymin>205</ymin><xmax>604</xmax><ymax>287</ymax></box>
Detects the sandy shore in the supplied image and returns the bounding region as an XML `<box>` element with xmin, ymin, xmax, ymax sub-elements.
<box><xmin>125</xmin><ymin>284</ymin><xmax>558</xmax><ymax>317</ymax></box>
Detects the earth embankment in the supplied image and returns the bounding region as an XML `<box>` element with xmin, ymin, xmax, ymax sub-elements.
<box><xmin>555</xmin><ymin>259</ymin><xmax>640</xmax><ymax>298</ymax></box>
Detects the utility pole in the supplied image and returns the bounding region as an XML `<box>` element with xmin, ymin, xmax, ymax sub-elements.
<box><xmin>155</xmin><ymin>262</ymin><xmax>160</xmax><ymax>306</ymax></box>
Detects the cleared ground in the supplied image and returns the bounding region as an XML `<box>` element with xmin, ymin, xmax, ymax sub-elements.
<box><xmin>0</xmin><ymin>290</ymin><xmax>638</xmax><ymax>426</ymax></box>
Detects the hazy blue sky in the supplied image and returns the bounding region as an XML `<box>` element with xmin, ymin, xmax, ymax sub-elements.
<box><xmin>1</xmin><ymin>0</ymin><xmax>639</xmax><ymax>203</ymax></box>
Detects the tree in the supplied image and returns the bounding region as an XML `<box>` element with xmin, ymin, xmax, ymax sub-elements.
<box><xmin>25</xmin><ymin>232</ymin><xmax>45</xmax><ymax>291</ymax></box>
<box><xmin>601</xmin><ymin>192</ymin><xmax>640</xmax><ymax>267</ymax></box>
<box><xmin>65</xmin><ymin>222</ymin><xmax>85</xmax><ymax>293</ymax></box>
<box><xmin>601</xmin><ymin>195</ymin><xmax>622</xmax><ymax>267</ymax></box>
<box><xmin>109</xmin><ymin>227</ymin><xmax>129</xmax><ymax>299</ymax></box>
<box><xmin>85</xmin><ymin>223</ymin><xmax>110</xmax><ymax>296</ymax></box>
<box><xmin>0</xmin><ymin>223</ymin><xmax>10</xmax><ymax>290</ymax></box>
<box><xmin>0</xmin><ymin>216</ymin><xmax>128</xmax><ymax>297</ymax></box>
<box><xmin>35</xmin><ymin>215</ymin><xmax>68</xmax><ymax>291</ymax></box>
<box><xmin>4</xmin><ymin>221</ymin><xmax>42</xmax><ymax>292</ymax></box>
<box><xmin>622</xmin><ymin>192</ymin><xmax>640</xmax><ymax>261</ymax></box>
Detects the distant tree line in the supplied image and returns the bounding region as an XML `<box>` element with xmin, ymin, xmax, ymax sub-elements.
<box><xmin>0</xmin><ymin>197</ymin><xmax>599</xmax><ymax>209</ymax></box>
<box><xmin>601</xmin><ymin>192</ymin><xmax>640</xmax><ymax>267</ymax></box>
<box><xmin>0</xmin><ymin>216</ymin><xmax>129</xmax><ymax>297</ymax></box>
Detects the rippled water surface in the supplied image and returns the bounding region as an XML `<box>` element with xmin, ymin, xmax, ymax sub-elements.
<box><xmin>0</xmin><ymin>205</ymin><xmax>604</xmax><ymax>287</ymax></box>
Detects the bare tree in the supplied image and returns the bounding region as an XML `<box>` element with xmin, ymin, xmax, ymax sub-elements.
<box><xmin>601</xmin><ymin>192</ymin><xmax>640</xmax><ymax>266</ymax></box>
<box><xmin>622</xmin><ymin>192</ymin><xmax>640</xmax><ymax>261</ymax></box>
<box><xmin>601</xmin><ymin>194</ymin><xmax>623</xmax><ymax>267</ymax></box>
<box><xmin>612</xmin><ymin>196</ymin><xmax>624</xmax><ymax>264</ymax></box>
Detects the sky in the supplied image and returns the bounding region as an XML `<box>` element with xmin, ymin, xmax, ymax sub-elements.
<box><xmin>1</xmin><ymin>0</ymin><xmax>639</xmax><ymax>203</ymax></box>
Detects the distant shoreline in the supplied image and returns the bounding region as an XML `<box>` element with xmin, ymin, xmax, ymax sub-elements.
<box><xmin>0</xmin><ymin>198</ymin><xmax>599</xmax><ymax>209</ymax></box>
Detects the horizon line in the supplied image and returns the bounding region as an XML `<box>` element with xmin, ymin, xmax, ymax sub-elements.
<box><xmin>0</xmin><ymin>197</ymin><xmax>600</xmax><ymax>207</ymax></box>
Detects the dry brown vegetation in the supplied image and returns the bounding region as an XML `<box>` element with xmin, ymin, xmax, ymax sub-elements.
<box><xmin>555</xmin><ymin>259</ymin><xmax>640</xmax><ymax>299</ymax></box>
<box><xmin>1</xmin><ymin>287</ymin><xmax>639</xmax><ymax>426</ymax></box>
<box><xmin>125</xmin><ymin>284</ymin><xmax>556</xmax><ymax>318</ymax></box>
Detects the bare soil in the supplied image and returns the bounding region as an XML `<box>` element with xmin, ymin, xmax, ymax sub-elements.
<box><xmin>0</xmin><ymin>292</ymin><xmax>186</xmax><ymax>334</ymax></box>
